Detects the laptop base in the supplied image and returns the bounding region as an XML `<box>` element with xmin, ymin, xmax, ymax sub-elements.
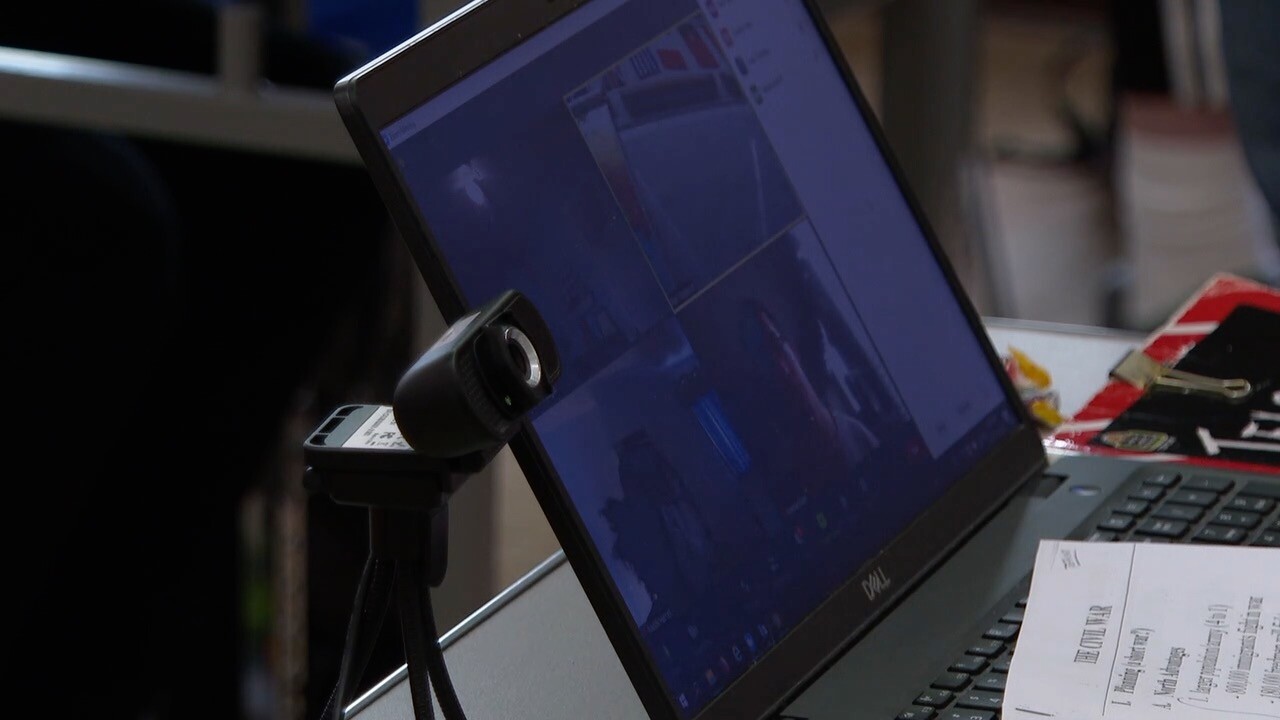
<box><xmin>349</xmin><ymin>454</ymin><xmax>1275</xmax><ymax>719</ymax></box>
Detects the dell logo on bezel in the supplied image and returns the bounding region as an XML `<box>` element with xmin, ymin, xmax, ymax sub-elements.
<box><xmin>861</xmin><ymin>567</ymin><xmax>891</xmax><ymax>601</ymax></box>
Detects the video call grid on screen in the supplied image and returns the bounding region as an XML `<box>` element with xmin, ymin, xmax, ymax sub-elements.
<box><xmin>379</xmin><ymin>0</ymin><xmax>1019</xmax><ymax>713</ymax></box>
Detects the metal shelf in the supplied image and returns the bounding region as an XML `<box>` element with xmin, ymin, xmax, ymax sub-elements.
<box><xmin>0</xmin><ymin>45</ymin><xmax>359</xmax><ymax>164</ymax></box>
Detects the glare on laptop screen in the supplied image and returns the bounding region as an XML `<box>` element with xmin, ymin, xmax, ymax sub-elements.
<box><xmin>380</xmin><ymin>0</ymin><xmax>1019</xmax><ymax>714</ymax></box>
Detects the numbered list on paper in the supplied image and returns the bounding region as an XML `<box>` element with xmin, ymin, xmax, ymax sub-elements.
<box><xmin>1004</xmin><ymin>540</ymin><xmax>1280</xmax><ymax>719</ymax></box>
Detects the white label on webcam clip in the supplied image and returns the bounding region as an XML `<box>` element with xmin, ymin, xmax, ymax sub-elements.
<box><xmin>344</xmin><ymin>405</ymin><xmax>412</xmax><ymax>451</ymax></box>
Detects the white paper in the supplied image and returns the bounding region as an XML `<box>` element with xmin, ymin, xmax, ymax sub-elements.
<box><xmin>1004</xmin><ymin>540</ymin><xmax>1280</xmax><ymax>719</ymax></box>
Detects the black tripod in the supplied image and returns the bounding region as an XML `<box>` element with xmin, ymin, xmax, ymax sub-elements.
<box><xmin>325</xmin><ymin>508</ymin><xmax>463</xmax><ymax>720</ymax></box>
<box><xmin>303</xmin><ymin>291</ymin><xmax>560</xmax><ymax>720</ymax></box>
<box><xmin>304</xmin><ymin>421</ymin><xmax>492</xmax><ymax>720</ymax></box>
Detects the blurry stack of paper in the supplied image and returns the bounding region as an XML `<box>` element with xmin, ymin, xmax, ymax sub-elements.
<box><xmin>1114</xmin><ymin>95</ymin><xmax>1280</xmax><ymax>330</ymax></box>
<box><xmin>1004</xmin><ymin>540</ymin><xmax>1279</xmax><ymax>719</ymax></box>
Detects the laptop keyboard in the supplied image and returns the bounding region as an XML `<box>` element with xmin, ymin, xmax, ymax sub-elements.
<box><xmin>892</xmin><ymin>468</ymin><xmax>1280</xmax><ymax>720</ymax></box>
<box><xmin>1082</xmin><ymin>470</ymin><xmax>1280</xmax><ymax>546</ymax></box>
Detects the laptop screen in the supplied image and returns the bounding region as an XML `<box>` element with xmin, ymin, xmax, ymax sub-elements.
<box><xmin>378</xmin><ymin>0</ymin><xmax>1019</xmax><ymax>714</ymax></box>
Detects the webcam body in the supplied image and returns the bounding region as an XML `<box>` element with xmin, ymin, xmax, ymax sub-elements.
<box><xmin>393</xmin><ymin>289</ymin><xmax>560</xmax><ymax>458</ymax></box>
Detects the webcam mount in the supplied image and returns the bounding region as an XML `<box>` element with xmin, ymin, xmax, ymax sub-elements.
<box><xmin>302</xmin><ymin>290</ymin><xmax>559</xmax><ymax>720</ymax></box>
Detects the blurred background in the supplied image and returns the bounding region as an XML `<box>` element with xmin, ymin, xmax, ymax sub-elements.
<box><xmin>3</xmin><ymin>0</ymin><xmax>1276</xmax><ymax>718</ymax></box>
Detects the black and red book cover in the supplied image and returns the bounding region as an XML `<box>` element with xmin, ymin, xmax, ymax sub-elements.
<box><xmin>1045</xmin><ymin>273</ymin><xmax>1280</xmax><ymax>474</ymax></box>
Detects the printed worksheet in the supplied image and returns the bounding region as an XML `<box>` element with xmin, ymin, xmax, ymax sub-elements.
<box><xmin>1005</xmin><ymin>540</ymin><xmax>1280</xmax><ymax>719</ymax></box>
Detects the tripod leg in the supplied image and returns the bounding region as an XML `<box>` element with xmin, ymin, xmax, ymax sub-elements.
<box><xmin>418</xmin><ymin>588</ymin><xmax>467</xmax><ymax>718</ymax></box>
<box><xmin>397</xmin><ymin>559</ymin><xmax>437</xmax><ymax>720</ymax></box>
<box><xmin>324</xmin><ymin>553</ymin><xmax>394</xmax><ymax>720</ymax></box>
<box><xmin>386</xmin><ymin>507</ymin><xmax>468</xmax><ymax>720</ymax></box>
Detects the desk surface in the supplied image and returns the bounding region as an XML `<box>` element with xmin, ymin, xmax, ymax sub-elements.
<box><xmin>349</xmin><ymin>319</ymin><xmax>1144</xmax><ymax>719</ymax></box>
<box><xmin>982</xmin><ymin>317</ymin><xmax>1143</xmax><ymax>418</ymax></box>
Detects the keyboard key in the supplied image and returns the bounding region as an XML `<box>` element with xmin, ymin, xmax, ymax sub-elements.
<box><xmin>973</xmin><ymin>674</ymin><xmax>1006</xmax><ymax>692</ymax></box>
<box><xmin>983</xmin><ymin>624</ymin><xmax>1019</xmax><ymax>642</ymax></box>
<box><xmin>1001</xmin><ymin>608</ymin><xmax>1025</xmax><ymax>625</ymax></box>
<box><xmin>966</xmin><ymin>640</ymin><xmax>1005</xmax><ymax>658</ymax></box>
<box><xmin>896</xmin><ymin>707</ymin><xmax>937</xmax><ymax>720</ymax></box>
<box><xmin>1114</xmin><ymin>499</ymin><xmax>1151</xmax><ymax>516</ymax></box>
<box><xmin>1129</xmin><ymin>485</ymin><xmax>1164</xmax><ymax>502</ymax></box>
<box><xmin>1212</xmin><ymin>510</ymin><xmax>1262</xmax><ymax>529</ymax></box>
<box><xmin>1099</xmin><ymin>515</ymin><xmax>1134</xmax><ymax>532</ymax></box>
<box><xmin>1254</xmin><ymin>532</ymin><xmax>1280</xmax><ymax>548</ymax></box>
<box><xmin>931</xmin><ymin>672</ymin><xmax>972</xmax><ymax>691</ymax></box>
<box><xmin>1273</xmin><ymin>518</ymin><xmax>1280</xmax><ymax>532</ymax></box>
<box><xmin>938</xmin><ymin>711</ymin><xmax>994</xmax><ymax>720</ymax></box>
<box><xmin>949</xmin><ymin>656</ymin><xmax>988</xmax><ymax>674</ymax></box>
<box><xmin>1135</xmin><ymin>518</ymin><xmax>1190</xmax><ymax>539</ymax></box>
<box><xmin>954</xmin><ymin>691</ymin><xmax>1002</xmax><ymax>711</ymax></box>
<box><xmin>1086</xmin><ymin>530</ymin><xmax>1118</xmax><ymax>542</ymax></box>
<box><xmin>1152</xmin><ymin>504</ymin><xmax>1203</xmax><ymax>522</ymax></box>
<box><xmin>1193</xmin><ymin>525</ymin><xmax>1247</xmax><ymax>544</ymax></box>
<box><xmin>1143</xmin><ymin>472</ymin><xmax>1180</xmax><ymax>487</ymax></box>
<box><xmin>913</xmin><ymin>689</ymin><xmax>954</xmax><ymax>708</ymax></box>
<box><xmin>1183</xmin><ymin>476</ymin><xmax>1234</xmax><ymax>493</ymax></box>
<box><xmin>991</xmin><ymin>658</ymin><xmax>1013</xmax><ymax>674</ymax></box>
<box><xmin>1015</xmin><ymin>596</ymin><xmax>1028</xmax><ymax>608</ymax></box>
<box><xmin>1227</xmin><ymin>496</ymin><xmax>1276</xmax><ymax>514</ymax></box>
<box><xmin>1166</xmin><ymin>490</ymin><xmax>1218</xmax><ymax>507</ymax></box>
<box><xmin>1240</xmin><ymin>481</ymin><xmax>1280</xmax><ymax>500</ymax></box>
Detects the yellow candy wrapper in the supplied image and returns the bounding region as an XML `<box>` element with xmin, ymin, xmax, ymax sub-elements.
<box><xmin>1002</xmin><ymin>346</ymin><xmax>1063</xmax><ymax>430</ymax></box>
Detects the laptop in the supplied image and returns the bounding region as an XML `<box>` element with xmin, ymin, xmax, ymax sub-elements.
<box><xmin>330</xmin><ymin>1</ymin><xmax>1280</xmax><ymax>718</ymax></box>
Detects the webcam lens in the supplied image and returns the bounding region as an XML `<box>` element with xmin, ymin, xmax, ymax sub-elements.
<box><xmin>503</xmin><ymin>325</ymin><xmax>542</xmax><ymax>388</ymax></box>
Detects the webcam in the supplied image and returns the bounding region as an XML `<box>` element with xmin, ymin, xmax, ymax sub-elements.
<box><xmin>393</xmin><ymin>289</ymin><xmax>560</xmax><ymax>458</ymax></box>
<box><xmin>301</xmin><ymin>290</ymin><xmax>558</xmax><ymax>720</ymax></box>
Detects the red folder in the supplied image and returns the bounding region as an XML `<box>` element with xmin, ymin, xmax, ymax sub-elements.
<box><xmin>1044</xmin><ymin>273</ymin><xmax>1280</xmax><ymax>475</ymax></box>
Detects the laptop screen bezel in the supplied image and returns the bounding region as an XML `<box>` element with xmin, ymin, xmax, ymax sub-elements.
<box><xmin>334</xmin><ymin>1</ymin><xmax>1049</xmax><ymax>717</ymax></box>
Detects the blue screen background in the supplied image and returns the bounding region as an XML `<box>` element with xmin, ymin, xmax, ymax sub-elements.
<box><xmin>383</xmin><ymin>0</ymin><xmax>1019</xmax><ymax>714</ymax></box>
